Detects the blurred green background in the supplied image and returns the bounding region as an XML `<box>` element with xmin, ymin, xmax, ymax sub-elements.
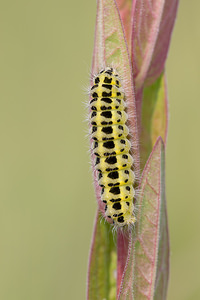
<box><xmin>0</xmin><ymin>0</ymin><xmax>199</xmax><ymax>299</ymax></box>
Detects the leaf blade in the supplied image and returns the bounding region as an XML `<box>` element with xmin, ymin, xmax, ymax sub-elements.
<box><xmin>117</xmin><ymin>231</ymin><xmax>130</xmax><ymax>297</ymax></box>
<box><xmin>140</xmin><ymin>73</ymin><xmax>168</xmax><ymax>169</ymax></box>
<box><xmin>91</xmin><ymin>0</ymin><xmax>140</xmax><ymax>221</ymax></box>
<box><xmin>131</xmin><ymin>0</ymin><xmax>179</xmax><ymax>88</ymax></box>
<box><xmin>118</xmin><ymin>137</ymin><xmax>169</xmax><ymax>300</ymax></box>
<box><xmin>89</xmin><ymin>1</ymin><xmax>140</xmax><ymax>297</ymax></box>
<box><xmin>145</xmin><ymin>0</ymin><xmax>179</xmax><ymax>85</ymax></box>
<box><xmin>154</xmin><ymin>147</ymin><xmax>169</xmax><ymax>299</ymax></box>
<box><xmin>87</xmin><ymin>212</ymin><xmax>117</xmax><ymax>300</ymax></box>
<box><xmin>115</xmin><ymin>0</ymin><xmax>133</xmax><ymax>50</ymax></box>
<box><xmin>132</xmin><ymin>0</ymin><xmax>165</xmax><ymax>88</ymax></box>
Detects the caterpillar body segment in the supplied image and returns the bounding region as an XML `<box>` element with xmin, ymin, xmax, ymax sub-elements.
<box><xmin>90</xmin><ymin>110</ymin><xmax>128</xmax><ymax>126</ymax></box>
<box><xmin>101</xmin><ymin>184</ymin><xmax>135</xmax><ymax>202</ymax></box>
<box><xmin>90</xmin><ymin>124</ymin><xmax>129</xmax><ymax>142</ymax></box>
<box><xmin>95</xmin><ymin>153</ymin><xmax>134</xmax><ymax>173</ymax></box>
<box><xmin>90</xmin><ymin>68</ymin><xmax>136</xmax><ymax>227</ymax></box>
<box><xmin>90</xmin><ymin>97</ymin><xmax>125</xmax><ymax>112</ymax></box>
<box><xmin>98</xmin><ymin>169</ymin><xmax>135</xmax><ymax>188</ymax></box>
<box><xmin>93</xmin><ymin>138</ymin><xmax>131</xmax><ymax>157</ymax></box>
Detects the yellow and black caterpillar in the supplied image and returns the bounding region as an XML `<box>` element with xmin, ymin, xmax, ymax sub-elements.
<box><xmin>90</xmin><ymin>67</ymin><xmax>136</xmax><ymax>227</ymax></box>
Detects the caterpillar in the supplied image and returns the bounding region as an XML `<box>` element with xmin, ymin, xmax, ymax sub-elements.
<box><xmin>90</xmin><ymin>67</ymin><xmax>136</xmax><ymax>227</ymax></box>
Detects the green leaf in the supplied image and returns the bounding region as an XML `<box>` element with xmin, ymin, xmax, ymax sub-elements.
<box><xmin>117</xmin><ymin>232</ymin><xmax>134</xmax><ymax>300</ymax></box>
<box><xmin>88</xmin><ymin>1</ymin><xmax>141</xmax><ymax>298</ymax></box>
<box><xmin>92</xmin><ymin>0</ymin><xmax>140</xmax><ymax>171</ymax></box>
<box><xmin>117</xmin><ymin>231</ymin><xmax>130</xmax><ymax>297</ymax></box>
<box><xmin>87</xmin><ymin>212</ymin><xmax>117</xmax><ymax>300</ymax></box>
<box><xmin>115</xmin><ymin>0</ymin><xmax>133</xmax><ymax>51</ymax></box>
<box><xmin>140</xmin><ymin>73</ymin><xmax>168</xmax><ymax>170</ymax></box>
<box><xmin>90</xmin><ymin>1</ymin><xmax>141</xmax><ymax>295</ymax></box>
<box><xmin>131</xmin><ymin>0</ymin><xmax>179</xmax><ymax>89</ymax></box>
<box><xmin>118</xmin><ymin>137</ymin><xmax>169</xmax><ymax>300</ymax></box>
<box><xmin>91</xmin><ymin>0</ymin><xmax>140</xmax><ymax>216</ymax></box>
